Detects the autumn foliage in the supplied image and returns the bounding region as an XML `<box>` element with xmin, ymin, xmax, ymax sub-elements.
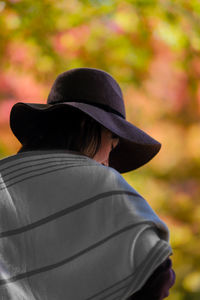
<box><xmin>0</xmin><ymin>1</ymin><xmax>200</xmax><ymax>299</ymax></box>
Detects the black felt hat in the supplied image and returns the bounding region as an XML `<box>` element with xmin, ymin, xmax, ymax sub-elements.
<box><xmin>10</xmin><ymin>67</ymin><xmax>161</xmax><ymax>173</ymax></box>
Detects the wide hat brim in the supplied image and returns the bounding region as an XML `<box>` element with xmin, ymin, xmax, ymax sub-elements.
<box><xmin>10</xmin><ymin>102</ymin><xmax>161</xmax><ymax>174</ymax></box>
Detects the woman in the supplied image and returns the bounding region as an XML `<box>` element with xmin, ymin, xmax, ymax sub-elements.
<box><xmin>0</xmin><ymin>68</ymin><xmax>175</xmax><ymax>299</ymax></box>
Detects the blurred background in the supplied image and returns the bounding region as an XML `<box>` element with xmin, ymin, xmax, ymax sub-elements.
<box><xmin>0</xmin><ymin>0</ymin><xmax>200</xmax><ymax>299</ymax></box>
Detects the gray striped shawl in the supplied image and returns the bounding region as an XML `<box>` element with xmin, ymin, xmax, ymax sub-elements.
<box><xmin>0</xmin><ymin>150</ymin><xmax>172</xmax><ymax>300</ymax></box>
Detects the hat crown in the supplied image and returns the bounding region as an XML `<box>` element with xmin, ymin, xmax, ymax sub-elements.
<box><xmin>47</xmin><ymin>68</ymin><xmax>126</xmax><ymax>118</ymax></box>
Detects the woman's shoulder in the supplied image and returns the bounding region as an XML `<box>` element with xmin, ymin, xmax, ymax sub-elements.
<box><xmin>96</xmin><ymin>163</ymin><xmax>139</xmax><ymax>193</ymax></box>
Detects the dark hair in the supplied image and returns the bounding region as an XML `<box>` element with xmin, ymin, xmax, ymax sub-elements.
<box><xmin>18</xmin><ymin>107</ymin><xmax>103</xmax><ymax>158</ymax></box>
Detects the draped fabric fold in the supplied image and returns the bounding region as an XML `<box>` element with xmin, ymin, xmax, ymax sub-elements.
<box><xmin>0</xmin><ymin>150</ymin><xmax>172</xmax><ymax>300</ymax></box>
